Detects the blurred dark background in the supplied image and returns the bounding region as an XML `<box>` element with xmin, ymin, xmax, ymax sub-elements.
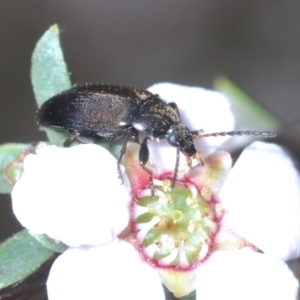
<box><xmin>1</xmin><ymin>1</ymin><xmax>300</xmax><ymax>299</ymax></box>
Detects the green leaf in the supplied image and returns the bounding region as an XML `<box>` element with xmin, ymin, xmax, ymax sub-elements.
<box><xmin>0</xmin><ymin>230</ymin><xmax>54</xmax><ymax>289</ymax></box>
<box><xmin>31</xmin><ymin>24</ymin><xmax>71</xmax><ymax>106</ymax></box>
<box><xmin>32</xmin><ymin>233</ymin><xmax>68</xmax><ymax>253</ymax></box>
<box><xmin>213</xmin><ymin>76</ymin><xmax>282</xmax><ymax>131</ymax></box>
<box><xmin>0</xmin><ymin>143</ymin><xmax>31</xmax><ymax>194</ymax></box>
<box><xmin>31</xmin><ymin>24</ymin><xmax>72</xmax><ymax>145</ymax></box>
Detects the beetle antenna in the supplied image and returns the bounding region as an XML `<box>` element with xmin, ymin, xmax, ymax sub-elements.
<box><xmin>192</xmin><ymin>130</ymin><xmax>276</xmax><ymax>140</ymax></box>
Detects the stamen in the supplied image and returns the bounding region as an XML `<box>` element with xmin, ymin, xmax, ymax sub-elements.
<box><xmin>188</xmin><ymin>184</ymin><xmax>198</xmax><ymax>199</ymax></box>
<box><xmin>201</xmin><ymin>187</ymin><xmax>212</xmax><ymax>201</ymax></box>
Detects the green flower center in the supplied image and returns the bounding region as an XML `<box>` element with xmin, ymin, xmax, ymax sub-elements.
<box><xmin>132</xmin><ymin>178</ymin><xmax>222</xmax><ymax>270</ymax></box>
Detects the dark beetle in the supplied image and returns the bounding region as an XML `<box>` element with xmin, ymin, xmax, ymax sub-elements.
<box><xmin>37</xmin><ymin>83</ymin><xmax>275</xmax><ymax>191</ymax></box>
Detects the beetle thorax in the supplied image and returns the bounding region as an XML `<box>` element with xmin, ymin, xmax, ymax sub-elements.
<box><xmin>132</xmin><ymin>98</ymin><xmax>180</xmax><ymax>139</ymax></box>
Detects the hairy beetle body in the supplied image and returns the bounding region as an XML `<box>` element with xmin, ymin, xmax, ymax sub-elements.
<box><xmin>37</xmin><ymin>83</ymin><xmax>275</xmax><ymax>193</ymax></box>
<box><xmin>37</xmin><ymin>84</ymin><xmax>153</xmax><ymax>139</ymax></box>
<box><xmin>37</xmin><ymin>84</ymin><xmax>200</xmax><ymax>192</ymax></box>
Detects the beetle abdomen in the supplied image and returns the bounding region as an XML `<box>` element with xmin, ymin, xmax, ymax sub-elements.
<box><xmin>37</xmin><ymin>84</ymin><xmax>144</xmax><ymax>137</ymax></box>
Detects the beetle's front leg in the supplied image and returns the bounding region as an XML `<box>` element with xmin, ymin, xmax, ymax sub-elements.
<box><xmin>127</xmin><ymin>127</ymin><xmax>140</xmax><ymax>144</ymax></box>
<box><xmin>139</xmin><ymin>137</ymin><xmax>155</xmax><ymax>197</ymax></box>
<box><xmin>63</xmin><ymin>134</ymin><xmax>77</xmax><ymax>147</ymax></box>
<box><xmin>116</xmin><ymin>128</ymin><xmax>140</xmax><ymax>183</ymax></box>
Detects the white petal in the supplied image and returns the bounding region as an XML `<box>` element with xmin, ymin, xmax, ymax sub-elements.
<box><xmin>12</xmin><ymin>144</ymin><xmax>131</xmax><ymax>247</ymax></box>
<box><xmin>147</xmin><ymin>139</ymin><xmax>188</xmax><ymax>175</ymax></box>
<box><xmin>147</xmin><ymin>82</ymin><xmax>235</xmax><ymax>153</ymax></box>
<box><xmin>196</xmin><ymin>248</ymin><xmax>299</xmax><ymax>300</ymax></box>
<box><xmin>220</xmin><ymin>141</ymin><xmax>300</xmax><ymax>260</ymax></box>
<box><xmin>47</xmin><ymin>240</ymin><xmax>165</xmax><ymax>300</ymax></box>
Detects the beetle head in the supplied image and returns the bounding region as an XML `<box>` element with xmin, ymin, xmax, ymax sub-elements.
<box><xmin>166</xmin><ymin>124</ymin><xmax>196</xmax><ymax>157</ymax></box>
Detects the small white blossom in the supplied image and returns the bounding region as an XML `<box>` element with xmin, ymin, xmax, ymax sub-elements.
<box><xmin>12</xmin><ymin>144</ymin><xmax>131</xmax><ymax>247</ymax></box>
<box><xmin>196</xmin><ymin>248</ymin><xmax>299</xmax><ymax>300</ymax></box>
<box><xmin>138</xmin><ymin>139</ymin><xmax>300</xmax><ymax>299</ymax></box>
<box><xmin>47</xmin><ymin>240</ymin><xmax>165</xmax><ymax>300</ymax></box>
<box><xmin>220</xmin><ymin>141</ymin><xmax>300</xmax><ymax>261</ymax></box>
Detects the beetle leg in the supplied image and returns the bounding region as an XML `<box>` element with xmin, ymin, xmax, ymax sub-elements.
<box><xmin>127</xmin><ymin>127</ymin><xmax>140</xmax><ymax>144</ymax></box>
<box><xmin>63</xmin><ymin>134</ymin><xmax>77</xmax><ymax>147</ymax></box>
<box><xmin>139</xmin><ymin>137</ymin><xmax>155</xmax><ymax>196</ymax></box>
<box><xmin>76</xmin><ymin>133</ymin><xmax>102</xmax><ymax>144</ymax></box>
<box><xmin>116</xmin><ymin>128</ymin><xmax>140</xmax><ymax>184</ymax></box>
<box><xmin>171</xmin><ymin>147</ymin><xmax>180</xmax><ymax>188</ymax></box>
<box><xmin>63</xmin><ymin>131</ymin><xmax>102</xmax><ymax>147</ymax></box>
<box><xmin>116</xmin><ymin>133</ymin><xmax>131</xmax><ymax>184</ymax></box>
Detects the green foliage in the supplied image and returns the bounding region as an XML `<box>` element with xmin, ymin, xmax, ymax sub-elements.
<box><xmin>0</xmin><ymin>230</ymin><xmax>54</xmax><ymax>289</ymax></box>
<box><xmin>31</xmin><ymin>24</ymin><xmax>72</xmax><ymax>145</ymax></box>
<box><xmin>0</xmin><ymin>24</ymin><xmax>71</xmax><ymax>293</ymax></box>
<box><xmin>31</xmin><ymin>24</ymin><xmax>71</xmax><ymax>107</ymax></box>
<box><xmin>32</xmin><ymin>233</ymin><xmax>68</xmax><ymax>253</ymax></box>
<box><xmin>214</xmin><ymin>76</ymin><xmax>282</xmax><ymax>131</ymax></box>
<box><xmin>0</xmin><ymin>143</ymin><xmax>29</xmax><ymax>194</ymax></box>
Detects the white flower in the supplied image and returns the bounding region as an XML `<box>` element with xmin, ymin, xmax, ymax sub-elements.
<box><xmin>11</xmin><ymin>83</ymin><xmax>300</xmax><ymax>299</ymax></box>
<box><xmin>148</xmin><ymin>83</ymin><xmax>300</xmax><ymax>262</ymax></box>
<box><xmin>220</xmin><ymin>141</ymin><xmax>300</xmax><ymax>261</ymax></box>
<box><xmin>47</xmin><ymin>240</ymin><xmax>165</xmax><ymax>300</ymax></box>
<box><xmin>140</xmin><ymin>140</ymin><xmax>300</xmax><ymax>299</ymax></box>
<box><xmin>196</xmin><ymin>247</ymin><xmax>298</xmax><ymax>300</ymax></box>
<box><xmin>12</xmin><ymin>144</ymin><xmax>131</xmax><ymax>247</ymax></box>
<box><xmin>45</xmin><ymin>140</ymin><xmax>300</xmax><ymax>300</ymax></box>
